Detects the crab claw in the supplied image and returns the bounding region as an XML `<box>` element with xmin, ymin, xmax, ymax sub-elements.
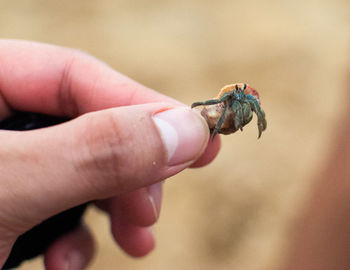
<box><xmin>247</xmin><ymin>97</ymin><xmax>267</xmax><ymax>138</ymax></box>
<box><xmin>256</xmin><ymin>108</ymin><xmax>267</xmax><ymax>138</ymax></box>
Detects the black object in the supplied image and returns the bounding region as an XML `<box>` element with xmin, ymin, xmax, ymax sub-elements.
<box><xmin>0</xmin><ymin>112</ymin><xmax>88</xmax><ymax>269</ymax></box>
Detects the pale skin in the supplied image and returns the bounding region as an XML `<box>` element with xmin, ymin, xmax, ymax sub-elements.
<box><xmin>0</xmin><ymin>40</ymin><xmax>221</xmax><ymax>269</ymax></box>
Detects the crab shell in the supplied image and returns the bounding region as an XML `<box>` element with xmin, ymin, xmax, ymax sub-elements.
<box><xmin>195</xmin><ymin>84</ymin><xmax>261</xmax><ymax>135</ymax></box>
<box><xmin>216</xmin><ymin>83</ymin><xmax>260</xmax><ymax>101</ymax></box>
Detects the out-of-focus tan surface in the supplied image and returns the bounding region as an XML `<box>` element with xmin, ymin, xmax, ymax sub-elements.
<box><xmin>2</xmin><ymin>0</ymin><xmax>350</xmax><ymax>269</ymax></box>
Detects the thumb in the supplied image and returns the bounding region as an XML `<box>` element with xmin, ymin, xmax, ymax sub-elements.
<box><xmin>0</xmin><ymin>103</ymin><xmax>209</xmax><ymax>231</ymax></box>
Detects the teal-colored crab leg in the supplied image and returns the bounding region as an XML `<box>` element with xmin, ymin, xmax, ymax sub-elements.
<box><xmin>250</xmin><ymin>99</ymin><xmax>266</xmax><ymax>130</ymax></box>
<box><xmin>242</xmin><ymin>102</ymin><xmax>253</xmax><ymax>125</ymax></box>
<box><xmin>191</xmin><ymin>93</ymin><xmax>230</xmax><ymax>108</ymax></box>
<box><xmin>232</xmin><ymin>100</ymin><xmax>244</xmax><ymax>131</ymax></box>
<box><xmin>191</xmin><ymin>99</ymin><xmax>221</xmax><ymax>108</ymax></box>
<box><xmin>247</xmin><ymin>96</ymin><xmax>267</xmax><ymax>138</ymax></box>
<box><xmin>212</xmin><ymin>100</ymin><xmax>229</xmax><ymax>140</ymax></box>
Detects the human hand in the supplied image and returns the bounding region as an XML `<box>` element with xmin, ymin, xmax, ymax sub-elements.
<box><xmin>0</xmin><ymin>40</ymin><xmax>220</xmax><ymax>269</ymax></box>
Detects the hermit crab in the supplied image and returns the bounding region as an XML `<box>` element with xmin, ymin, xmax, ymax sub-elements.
<box><xmin>191</xmin><ymin>83</ymin><xmax>267</xmax><ymax>139</ymax></box>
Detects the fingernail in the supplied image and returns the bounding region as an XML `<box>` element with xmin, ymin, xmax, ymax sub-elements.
<box><xmin>147</xmin><ymin>183</ymin><xmax>162</xmax><ymax>221</ymax></box>
<box><xmin>153</xmin><ymin>107</ymin><xmax>209</xmax><ymax>166</ymax></box>
<box><xmin>66</xmin><ymin>250</ymin><xmax>86</xmax><ymax>270</ymax></box>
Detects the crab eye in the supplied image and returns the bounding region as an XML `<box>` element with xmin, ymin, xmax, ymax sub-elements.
<box><xmin>242</xmin><ymin>83</ymin><xmax>247</xmax><ymax>90</ymax></box>
<box><xmin>235</xmin><ymin>84</ymin><xmax>239</xmax><ymax>91</ymax></box>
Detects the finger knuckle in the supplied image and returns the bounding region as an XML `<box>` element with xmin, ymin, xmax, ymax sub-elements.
<box><xmin>76</xmin><ymin>112</ymin><xmax>130</xmax><ymax>194</ymax></box>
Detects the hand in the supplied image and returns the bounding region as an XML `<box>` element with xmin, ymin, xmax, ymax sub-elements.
<box><xmin>0</xmin><ymin>40</ymin><xmax>220</xmax><ymax>269</ymax></box>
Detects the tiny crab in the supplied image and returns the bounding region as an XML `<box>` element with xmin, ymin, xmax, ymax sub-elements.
<box><xmin>191</xmin><ymin>83</ymin><xmax>267</xmax><ymax>139</ymax></box>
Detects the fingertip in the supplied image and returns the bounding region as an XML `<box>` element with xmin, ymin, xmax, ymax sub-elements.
<box><xmin>116</xmin><ymin>183</ymin><xmax>162</xmax><ymax>227</ymax></box>
<box><xmin>44</xmin><ymin>224</ymin><xmax>95</xmax><ymax>270</ymax></box>
<box><xmin>111</xmin><ymin>218</ymin><xmax>155</xmax><ymax>257</ymax></box>
<box><xmin>190</xmin><ymin>134</ymin><xmax>221</xmax><ymax>168</ymax></box>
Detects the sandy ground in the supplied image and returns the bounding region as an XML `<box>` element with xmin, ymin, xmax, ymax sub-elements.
<box><xmin>1</xmin><ymin>0</ymin><xmax>350</xmax><ymax>269</ymax></box>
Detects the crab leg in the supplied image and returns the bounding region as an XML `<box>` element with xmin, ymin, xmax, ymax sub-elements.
<box><xmin>232</xmin><ymin>100</ymin><xmax>244</xmax><ymax>131</ymax></box>
<box><xmin>191</xmin><ymin>92</ymin><xmax>231</xmax><ymax>108</ymax></box>
<box><xmin>247</xmin><ymin>97</ymin><xmax>267</xmax><ymax>138</ymax></box>
<box><xmin>242</xmin><ymin>102</ymin><xmax>253</xmax><ymax>125</ymax></box>
<box><xmin>212</xmin><ymin>100</ymin><xmax>229</xmax><ymax>140</ymax></box>
<box><xmin>191</xmin><ymin>99</ymin><xmax>221</xmax><ymax>108</ymax></box>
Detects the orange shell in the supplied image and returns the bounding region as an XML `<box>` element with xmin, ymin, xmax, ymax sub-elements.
<box><xmin>216</xmin><ymin>83</ymin><xmax>260</xmax><ymax>104</ymax></box>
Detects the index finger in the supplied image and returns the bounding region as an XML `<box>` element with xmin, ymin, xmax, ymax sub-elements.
<box><xmin>0</xmin><ymin>39</ymin><xmax>178</xmax><ymax>118</ymax></box>
<box><xmin>0</xmin><ymin>39</ymin><xmax>219</xmax><ymax>167</ymax></box>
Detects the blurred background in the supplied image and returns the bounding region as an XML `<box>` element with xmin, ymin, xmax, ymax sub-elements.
<box><xmin>1</xmin><ymin>0</ymin><xmax>350</xmax><ymax>269</ymax></box>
